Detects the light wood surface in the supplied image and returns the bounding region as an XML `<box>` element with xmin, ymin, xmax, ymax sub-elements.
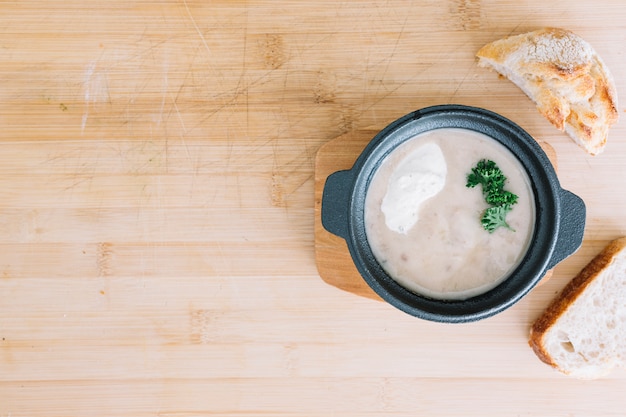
<box><xmin>2</xmin><ymin>1</ymin><xmax>626</xmax><ymax>416</ymax></box>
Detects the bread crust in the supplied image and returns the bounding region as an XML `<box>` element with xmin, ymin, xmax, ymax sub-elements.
<box><xmin>476</xmin><ymin>27</ymin><xmax>618</xmax><ymax>155</ymax></box>
<box><xmin>529</xmin><ymin>237</ymin><xmax>626</xmax><ymax>371</ymax></box>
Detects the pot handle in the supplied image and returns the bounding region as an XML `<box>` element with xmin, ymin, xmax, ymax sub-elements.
<box><xmin>547</xmin><ymin>189</ymin><xmax>586</xmax><ymax>269</ymax></box>
<box><xmin>321</xmin><ymin>170</ymin><xmax>354</xmax><ymax>240</ymax></box>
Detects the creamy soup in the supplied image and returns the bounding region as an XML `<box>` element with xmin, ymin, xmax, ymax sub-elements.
<box><xmin>364</xmin><ymin>128</ymin><xmax>535</xmax><ymax>300</ymax></box>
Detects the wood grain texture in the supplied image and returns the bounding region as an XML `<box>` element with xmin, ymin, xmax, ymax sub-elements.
<box><xmin>2</xmin><ymin>1</ymin><xmax>626</xmax><ymax>416</ymax></box>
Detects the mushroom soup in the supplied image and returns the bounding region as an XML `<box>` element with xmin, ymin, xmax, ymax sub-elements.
<box><xmin>364</xmin><ymin>128</ymin><xmax>535</xmax><ymax>300</ymax></box>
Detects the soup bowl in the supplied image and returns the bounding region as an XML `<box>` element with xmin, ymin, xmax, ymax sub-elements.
<box><xmin>321</xmin><ymin>104</ymin><xmax>585</xmax><ymax>323</ymax></box>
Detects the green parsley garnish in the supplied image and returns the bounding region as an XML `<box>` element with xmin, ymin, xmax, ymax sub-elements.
<box><xmin>481</xmin><ymin>204</ymin><xmax>514</xmax><ymax>232</ymax></box>
<box><xmin>466</xmin><ymin>159</ymin><xmax>518</xmax><ymax>233</ymax></box>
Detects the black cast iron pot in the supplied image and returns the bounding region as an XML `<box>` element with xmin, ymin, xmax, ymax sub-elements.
<box><xmin>321</xmin><ymin>104</ymin><xmax>586</xmax><ymax>323</ymax></box>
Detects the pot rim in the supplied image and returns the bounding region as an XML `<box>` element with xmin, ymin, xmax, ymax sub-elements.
<box><xmin>345</xmin><ymin>105</ymin><xmax>563</xmax><ymax>323</ymax></box>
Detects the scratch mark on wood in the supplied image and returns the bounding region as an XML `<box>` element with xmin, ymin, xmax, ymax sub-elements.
<box><xmin>377</xmin><ymin>10</ymin><xmax>410</xmax><ymax>95</ymax></box>
<box><xmin>242</xmin><ymin>13</ymin><xmax>250</xmax><ymax>135</ymax></box>
<box><xmin>81</xmin><ymin>61</ymin><xmax>97</xmax><ymax>133</ymax></box>
<box><xmin>181</xmin><ymin>0</ymin><xmax>213</xmax><ymax>58</ymax></box>
<box><xmin>81</xmin><ymin>58</ymin><xmax>110</xmax><ymax>134</ymax></box>
<box><xmin>157</xmin><ymin>58</ymin><xmax>169</xmax><ymax>128</ymax></box>
<box><xmin>448</xmin><ymin>58</ymin><xmax>475</xmax><ymax>101</ymax></box>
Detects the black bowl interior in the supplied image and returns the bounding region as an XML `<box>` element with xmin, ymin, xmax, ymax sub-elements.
<box><xmin>346</xmin><ymin>105</ymin><xmax>562</xmax><ymax>323</ymax></box>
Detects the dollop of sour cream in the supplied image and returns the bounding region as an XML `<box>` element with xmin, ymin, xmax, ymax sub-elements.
<box><xmin>380</xmin><ymin>142</ymin><xmax>447</xmax><ymax>234</ymax></box>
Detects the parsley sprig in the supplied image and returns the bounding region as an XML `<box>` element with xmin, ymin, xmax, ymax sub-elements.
<box><xmin>466</xmin><ymin>159</ymin><xmax>518</xmax><ymax>233</ymax></box>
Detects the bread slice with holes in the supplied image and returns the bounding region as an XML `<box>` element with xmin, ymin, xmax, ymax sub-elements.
<box><xmin>529</xmin><ymin>237</ymin><xmax>626</xmax><ymax>379</ymax></box>
<box><xmin>476</xmin><ymin>27</ymin><xmax>618</xmax><ymax>155</ymax></box>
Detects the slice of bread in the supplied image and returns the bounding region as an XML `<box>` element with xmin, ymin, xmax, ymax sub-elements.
<box><xmin>476</xmin><ymin>27</ymin><xmax>618</xmax><ymax>156</ymax></box>
<box><xmin>529</xmin><ymin>237</ymin><xmax>626</xmax><ymax>379</ymax></box>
